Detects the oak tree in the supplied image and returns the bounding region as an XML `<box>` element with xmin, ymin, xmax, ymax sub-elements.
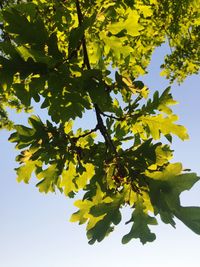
<box><xmin>0</xmin><ymin>0</ymin><xmax>200</xmax><ymax>244</ymax></box>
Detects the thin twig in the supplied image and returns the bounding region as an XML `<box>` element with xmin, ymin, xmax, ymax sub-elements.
<box><xmin>99</xmin><ymin>111</ymin><xmax>124</xmax><ymax>121</ymax></box>
<box><xmin>72</xmin><ymin>126</ymin><xmax>98</xmax><ymax>142</ymax></box>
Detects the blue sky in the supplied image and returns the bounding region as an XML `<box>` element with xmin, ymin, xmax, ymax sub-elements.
<box><xmin>1</xmin><ymin>45</ymin><xmax>200</xmax><ymax>267</ymax></box>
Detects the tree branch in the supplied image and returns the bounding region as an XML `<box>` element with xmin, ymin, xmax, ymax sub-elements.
<box><xmin>94</xmin><ymin>104</ymin><xmax>118</xmax><ymax>156</ymax></box>
<box><xmin>75</xmin><ymin>0</ymin><xmax>118</xmax><ymax>156</ymax></box>
<box><xmin>76</xmin><ymin>0</ymin><xmax>91</xmax><ymax>69</ymax></box>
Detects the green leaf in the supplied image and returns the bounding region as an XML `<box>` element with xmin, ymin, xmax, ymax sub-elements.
<box><xmin>13</xmin><ymin>83</ymin><xmax>31</xmax><ymax>106</ymax></box>
<box><xmin>148</xmin><ymin>172</ymin><xmax>200</xmax><ymax>228</ymax></box>
<box><xmin>175</xmin><ymin>207</ymin><xmax>200</xmax><ymax>235</ymax></box>
<box><xmin>146</xmin><ymin>163</ymin><xmax>182</xmax><ymax>181</ymax></box>
<box><xmin>105</xmin><ymin>163</ymin><xmax>116</xmax><ymax>190</ymax></box>
<box><xmin>70</xmin><ymin>199</ymin><xmax>94</xmax><ymax>225</ymax></box>
<box><xmin>76</xmin><ymin>163</ymin><xmax>95</xmax><ymax>189</ymax></box>
<box><xmin>87</xmin><ymin>196</ymin><xmax>122</xmax><ymax>244</ymax></box>
<box><xmin>36</xmin><ymin>164</ymin><xmax>59</xmax><ymax>193</ymax></box>
<box><xmin>70</xmin><ymin>184</ymin><xmax>111</xmax><ymax>227</ymax></box>
<box><xmin>64</xmin><ymin>120</ymin><xmax>73</xmax><ymax>135</ymax></box>
<box><xmin>141</xmin><ymin>87</ymin><xmax>177</xmax><ymax>115</ymax></box>
<box><xmin>16</xmin><ymin>160</ymin><xmax>36</xmax><ymax>183</ymax></box>
<box><xmin>16</xmin><ymin>46</ymin><xmax>55</xmax><ymax>67</ymax></box>
<box><xmin>168</xmin><ymin>173</ymin><xmax>200</xmax><ymax>196</ymax></box>
<box><xmin>122</xmin><ymin>199</ymin><xmax>157</xmax><ymax>244</ymax></box>
<box><xmin>3</xmin><ymin>7</ymin><xmax>47</xmax><ymax>46</ymax></box>
<box><xmin>9</xmin><ymin>124</ymin><xmax>36</xmax><ymax>149</ymax></box>
<box><xmin>60</xmin><ymin>162</ymin><xmax>95</xmax><ymax>196</ymax></box>
<box><xmin>107</xmin><ymin>9</ymin><xmax>144</xmax><ymax>37</ymax></box>
<box><xmin>133</xmin><ymin>114</ymin><xmax>189</xmax><ymax>140</ymax></box>
<box><xmin>60</xmin><ymin>162</ymin><xmax>77</xmax><ymax>196</ymax></box>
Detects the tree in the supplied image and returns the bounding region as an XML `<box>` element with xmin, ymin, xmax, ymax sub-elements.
<box><xmin>0</xmin><ymin>0</ymin><xmax>200</xmax><ymax>244</ymax></box>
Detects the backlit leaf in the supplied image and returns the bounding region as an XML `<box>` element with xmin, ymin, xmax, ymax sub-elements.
<box><xmin>122</xmin><ymin>199</ymin><xmax>157</xmax><ymax>244</ymax></box>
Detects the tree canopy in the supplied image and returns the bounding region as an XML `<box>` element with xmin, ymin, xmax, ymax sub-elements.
<box><xmin>0</xmin><ymin>0</ymin><xmax>200</xmax><ymax>244</ymax></box>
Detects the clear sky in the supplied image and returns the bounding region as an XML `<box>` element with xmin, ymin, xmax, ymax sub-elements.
<box><xmin>1</xmin><ymin>45</ymin><xmax>200</xmax><ymax>267</ymax></box>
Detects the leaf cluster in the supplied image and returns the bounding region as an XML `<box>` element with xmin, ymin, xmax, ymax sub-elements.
<box><xmin>0</xmin><ymin>0</ymin><xmax>200</xmax><ymax>244</ymax></box>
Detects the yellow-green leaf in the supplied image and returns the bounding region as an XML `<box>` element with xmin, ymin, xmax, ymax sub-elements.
<box><xmin>16</xmin><ymin>161</ymin><xmax>36</xmax><ymax>183</ymax></box>
<box><xmin>136</xmin><ymin>114</ymin><xmax>189</xmax><ymax>140</ymax></box>
<box><xmin>76</xmin><ymin>163</ymin><xmax>95</xmax><ymax>189</ymax></box>
<box><xmin>146</xmin><ymin>163</ymin><xmax>182</xmax><ymax>181</ymax></box>
<box><xmin>64</xmin><ymin>120</ymin><xmax>73</xmax><ymax>135</ymax></box>
<box><xmin>60</xmin><ymin>162</ymin><xmax>77</xmax><ymax>196</ymax></box>
<box><xmin>107</xmin><ymin>9</ymin><xmax>143</xmax><ymax>37</ymax></box>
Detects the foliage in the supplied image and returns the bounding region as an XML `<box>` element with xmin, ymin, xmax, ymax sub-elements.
<box><xmin>0</xmin><ymin>0</ymin><xmax>200</xmax><ymax>244</ymax></box>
